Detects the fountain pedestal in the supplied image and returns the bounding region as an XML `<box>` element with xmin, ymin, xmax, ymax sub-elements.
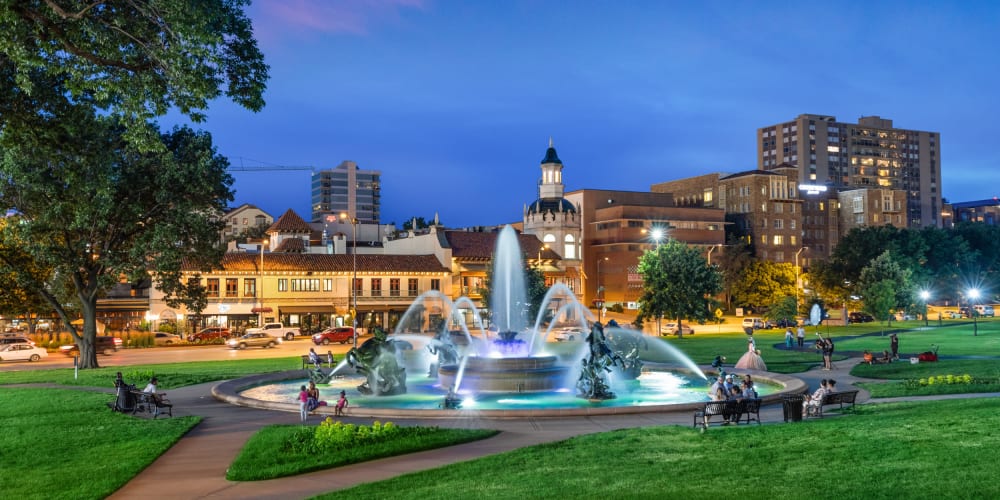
<box><xmin>438</xmin><ymin>355</ymin><xmax>568</xmax><ymax>393</ymax></box>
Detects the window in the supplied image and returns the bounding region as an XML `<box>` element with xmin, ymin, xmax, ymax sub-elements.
<box><xmin>390</xmin><ymin>278</ymin><xmax>401</xmax><ymax>297</ymax></box>
<box><xmin>790</xmin><ymin>219</ymin><xmax>796</xmax><ymax>229</ymax></box>
<box><xmin>278</xmin><ymin>279</ymin><xmax>288</xmax><ymax>292</ymax></box>
<box><xmin>353</xmin><ymin>278</ymin><xmax>363</xmax><ymax>296</ymax></box>
<box><xmin>225</xmin><ymin>278</ymin><xmax>238</xmax><ymax>297</ymax></box>
<box><xmin>291</xmin><ymin>279</ymin><xmax>320</xmax><ymax>291</ymax></box>
<box><xmin>773</xmin><ymin>235</ymin><xmax>784</xmax><ymax>245</ymax></box>
<box><xmin>774</xmin><ymin>219</ymin><xmax>784</xmax><ymax>229</ymax></box>
<box><xmin>206</xmin><ymin>278</ymin><xmax>219</xmax><ymax>297</ymax></box>
<box><xmin>323</xmin><ymin>278</ymin><xmax>333</xmax><ymax>292</ymax></box>
<box><xmin>371</xmin><ymin>278</ymin><xmax>382</xmax><ymax>297</ymax></box>
<box><xmin>564</xmin><ymin>234</ymin><xmax>577</xmax><ymax>259</ymax></box>
<box><xmin>244</xmin><ymin>278</ymin><xmax>256</xmax><ymax>297</ymax></box>
<box><xmin>408</xmin><ymin>278</ymin><xmax>418</xmax><ymax>296</ymax></box>
<box><xmin>430</xmin><ymin>279</ymin><xmax>440</xmax><ymax>291</ymax></box>
<box><xmin>703</xmin><ymin>188</ymin><xmax>714</xmax><ymax>204</ymax></box>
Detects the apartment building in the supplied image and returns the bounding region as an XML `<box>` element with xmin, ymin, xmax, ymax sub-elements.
<box><xmin>758</xmin><ymin>114</ymin><xmax>941</xmax><ymax>228</ymax></box>
<box><xmin>837</xmin><ymin>188</ymin><xmax>908</xmax><ymax>233</ymax></box>
<box><xmin>311</xmin><ymin>160</ymin><xmax>381</xmax><ymax>223</ymax></box>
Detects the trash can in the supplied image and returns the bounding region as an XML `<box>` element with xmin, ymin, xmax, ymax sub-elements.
<box><xmin>782</xmin><ymin>394</ymin><xmax>804</xmax><ymax>422</ymax></box>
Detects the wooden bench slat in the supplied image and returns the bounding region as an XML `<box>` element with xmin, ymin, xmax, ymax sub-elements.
<box><xmin>693</xmin><ymin>398</ymin><xmax>762</xmax><ymax>429</ymax></box>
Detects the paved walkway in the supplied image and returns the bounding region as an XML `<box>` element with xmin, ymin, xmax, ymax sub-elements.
<box><xmin>108</xmin><ymin>357</ymin><xmax>992</xmax><ymax>499</ymax></box>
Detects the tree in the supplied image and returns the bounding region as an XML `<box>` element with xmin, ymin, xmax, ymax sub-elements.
<box><xmin>0</xmin><ymin>0</ymin><xmax>268</xmax><ymax>144</ymax></box>
<box><xmin>730</xmin><ymin>261</ymin><xmax>796</xmax><ymax>312</ymax></box>
<box><xmin>859</xmin><ymin>251</ymin><xmax>913</xmax><ymax>333</ymax></box>
<box><xmin>634</xmin><ymin>240</ymin><xmax>722</xmax><ymax>331</ymax></box>
<box><xmin>766</xmin><ymin>296</ymin><xmax>798</xmax><ymax>325</ymax></box>
<box><xmin>0</xmin><ymin>115</ymin><xmax>233</xmax><ymax>368</ymax></box>
<box><xmin>715</xmin><ymin>236</ymin><xmax>754</xmax><ymax>310</ymax></box>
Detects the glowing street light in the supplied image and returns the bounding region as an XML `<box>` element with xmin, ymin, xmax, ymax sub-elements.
<box><xmin>341</xmin><ymin>212</ymin><xmax>359</xmax><ymax>347</ymax></box>
<box><xmin>968</xmin><ymin>288</ymin><xmax>981</xmax><ymax>336</ymax></box>
<box><xmin>919</xmin><ymin>290</ymin><xmax>930</xmax><ymax>327</ymax></box>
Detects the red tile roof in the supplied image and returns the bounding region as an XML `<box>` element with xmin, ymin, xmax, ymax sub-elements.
<box><xmin>188</xmin><ymin>252</ymin><xmax>450</xmax><ymax>274</ymax></box>
<box><xmin>444</xmin><ymin>230</ymin><xmax>546</xmax><ymax>260</ymax></box>
<box><xmin>273</xmin><ymin>237</ymin><xmax>306</xmax><ymax>253</ymax></box>
<box><xmin>267</xmin><ymin>209</ymin><xmax>313</xmax><ymax>234</ymax></box>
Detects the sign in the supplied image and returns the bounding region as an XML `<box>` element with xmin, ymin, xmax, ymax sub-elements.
<box><xmin>715</xmin><ymin>308</ymin><xmax>724</xmax><ymax>319</ymax></box>
<box><xmin>735</xmin><ymin>308</ymin><xmax>744</xmax><ymax>317</ymax></box>
<box><xmin>218</xmin><ymin>304</ymin><xmax>230</xmax><ymax>313</ymax></box>
<box><xmin>626</xmin><ymin>302</ymin><xmax>638</xmax><ymax>310</ymax></box>
<box><xmin>799</xmin><ymin>184</ymin><xmax>829</xmax><ymax>195</ymax></box>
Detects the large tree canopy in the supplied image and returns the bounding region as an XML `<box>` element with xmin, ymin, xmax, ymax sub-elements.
<box><xmin>731</xmin><ymin>260</ymin><xmax>796</xmax><ymax>312</ymax></box>
<box><xmin>0</xmin><ymin>113</ymin><xmax>233</xmax><ymax>368</ymax></box>
<box><xmin>634</xmin><ymin>240</ymin><xmax>722</xmax><ymax>329</ymax></box>
<box><xmin>0</xmin><ymin>0</ymin><xmax>268</xmax><ymax>138</ymax></box>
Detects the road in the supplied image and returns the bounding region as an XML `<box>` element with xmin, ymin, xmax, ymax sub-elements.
<box><xmin>0</xmin><ymin>335</ymin><xmax>362</xmax><ymax>372</ymax></box>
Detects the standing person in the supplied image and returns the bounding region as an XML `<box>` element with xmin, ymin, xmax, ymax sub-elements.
<box><xmin>735</xmin><ymin>336</ymin><xmax>767</xmax><ymax>370</ymax></box>
<box><xmin>796</xmin><ymin>325</ymin><xmax>806</xmax><ymax>348</ymax></box>
<box><xmin>335</xmin><ymin>390</ymin><xmax>349</xmax><ymax>416</ymax></box>
<box><xmin>327</xmin><ymin>350</ymin><xmax>335</xmax><ymax>367</ymax></box>
<box><xmin>298</xmin><ymin>385</ymin><xmax>309</xmax><ymax>422</ymax></box>
<box><xmin>890</xmin><ymin>334</ymin><xmax>899</xmax><ymax>360</ymax></box>
<box><xmin>784</xmin><ymin>328</ymin><xmax>794</xmax><ymax>348</ymax></box>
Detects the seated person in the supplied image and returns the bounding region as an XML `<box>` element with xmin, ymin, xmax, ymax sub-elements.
<box><xmin>803</xmin><ymin>379</ymin><xmax>828</xmax><ymax>417</ymax></box>
<box><xmin>863</xmin><ymin>350</ymin><xmax>874</xmax><ymax>364</ymax></box>
<box><xmin>877</xmin><ymin>350</ymin><xmax>892</xmax><ymax>364</ymax></box>
<box><xmin>703</xmin><ymin>386</ymin><xmax>726</xmax><ymax>427</ymax></box>
<box><xmin>142</xmin><ymin>377</ymin><xmax>172</xmax><ymax>415</ymax></box>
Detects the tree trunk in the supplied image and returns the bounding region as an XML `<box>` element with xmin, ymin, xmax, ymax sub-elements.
<box><xmin>76</xmin><ymin>297</ymin><xmax>101</xmax><ymax>369</ymax></box>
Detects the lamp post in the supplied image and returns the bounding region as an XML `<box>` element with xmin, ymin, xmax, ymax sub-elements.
<box><xmin>537</xmin><ymin>244</ymin><xmax>549</xmax><ymax>263</ymax></box>
<box><xmin>968</xmin><ymin>288</ymin><xmax>980</xmax><ymax>336</ymax></box>
<box><xmin>596</xmin><ymin>257</ymin><xmax>608</xmax><ymax>323</ymax></box>
<box><xmin>706</xmin><ymin>244</ymin><xmax>720</xmax><ymax>266</ymax></box>
<box><xmin>258</xmin><ymin>242</ymin><xmax>265</xmax><ymax>327</ymax></box>
<box><xmin>794</xmin><ymin>247</ymin><xmax>808</xmax><ymax>312</ymax></box>
<box><xmin>919</xmin><ymin>290</ymin><xmax>930</xmax><ymax>327</ymax></box>
<box><xmin>341</xmin><ymin>213</ymin><xmax>359</xmax><ymax>347</ymax></box>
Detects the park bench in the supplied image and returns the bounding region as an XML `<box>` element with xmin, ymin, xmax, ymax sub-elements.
<box><xmin>130</xmin><ymin>389</ymin><xmax>173</xmax><ymax>418</ymax></box>
<box><xmin>806</xmin><ymin>390</ymin><xmax>858</xmax><ymax>418</ymax></box>
<box><xmin>693</xmin><ymin>398</ymin><xmax>762</xmax><ymax>429</ymax></box>
<box><xmin>301</xmin><ymin>353</ymin><xmax>338</xmax><ymax>370</ymax></box>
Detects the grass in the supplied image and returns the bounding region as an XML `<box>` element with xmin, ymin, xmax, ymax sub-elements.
<box><xmin>228</xmin><ymin>422</ymin><xmax>498</xmax><ymax>481</ymax></box>
<box><xmin>852</xmin><ymin>358</ymin><xmax>1000</xmax><ymax>397</ymax></box>
<box><xmin>320</xmin><ymin>397</ymin><xmax>1000</xmax><ymax>499</ymax></box>
<box><xmin>832</xmin><ymin>319</ymin><xmax>1000</xmax><ymax>356</ymax></box>
<box><xmin>0</xmin><ymin>357</ymin><xmax>301</xmax><ymax>389</ymax></box>
<box><xmin>0</xmin><ymin>387</ymin><xmax>199</xmax><ymax>500</ymax></box>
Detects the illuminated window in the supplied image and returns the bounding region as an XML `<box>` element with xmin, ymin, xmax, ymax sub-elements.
<box><xmin>207</xmin><ymin>279</ymin><xmax>219</xmax><ymax>297</ymax></box>
<box><xmin>371</xmin><ymin>279</ymin><xmax>382</xmax><ymax>297</ymax></box>
<box><xmin>773</xmin><ymin>235</ymin><xmax>784</xmax><ymax>245</ymax></box>
<box><xmin>564</xmin><ymin>234</ymin><xmax>577</xmax><ymax>259</ymax></box>
<box><xmin>244</xmin><ymin>278</ymin><xmax>256</xmax><ymax>297</ymax></box>
<box><xmin>225</xmin><ymin>278</ymin><xmax>238</xmax><ymax>297</ymax></box>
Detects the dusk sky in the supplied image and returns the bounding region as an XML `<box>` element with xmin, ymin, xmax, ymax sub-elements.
<box><xmin>169</xmin><ymin>1</ymin><xmax>1000</xmax><ymax>228</ymax></box>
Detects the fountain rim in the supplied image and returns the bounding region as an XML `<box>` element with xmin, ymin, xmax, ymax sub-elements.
<box><xmin>212</xmin><ymin>363</ymin><xmax>809</xmax><ymax>420</ymax></box>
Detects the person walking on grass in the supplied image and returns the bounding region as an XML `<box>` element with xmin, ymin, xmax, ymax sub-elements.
<box><xmin>785</xmin><ymin>328</ymin><xmax>794</xmax><ymax>348</ymax></box>
<box><xmin>796</xmin><ymin>325</ymin><xmax>805</xmax><ymax>348</ymax></box>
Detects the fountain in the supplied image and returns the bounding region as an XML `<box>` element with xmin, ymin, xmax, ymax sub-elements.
<box><xmin>229</xmin><ymin>225</ymin><xmax>797</xmax><ymax>416</ymax></box>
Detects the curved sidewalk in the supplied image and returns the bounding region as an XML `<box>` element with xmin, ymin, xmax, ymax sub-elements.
<box><xmin>108</xmin><ymin>356</ymin><xmax>974</xmax><ymax>499</ymax></box>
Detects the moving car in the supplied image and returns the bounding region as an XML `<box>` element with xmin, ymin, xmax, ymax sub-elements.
<box><xmin>848</xmin><ymin>312</ymin><xmax>875</xmax><ymax>324</ymax></box>
<box><xmin>189</xmin><ymin>327</ymin><xmax>230</xmax><ymax>342</ymax></box>
<box><xmin>227</xmin><ymin>332</ymin><xmax>279</xmax><ymax>349</ymax></box>
<box><xmin>311</xmin><ymin>327</ymin><xmax>354</xmax><ymax>345</ymax></box>
<box><xmin>154</xmin><ymin>332</ymin><xmax>182</xmax><ymax>345</ymax></box>
<box><xmin>661</xmin><ymin>323</ymin><xmax>695</xmax><ymax>336</ymax></box>
<box><xmin>59</xmin><ymin>336</ymin><xmax>122</xmax><ymax>356</ymax></box>
<box><xmin>0</xmin><ymin>335</ymin><xmax>35</xmax><ymax>346</ymax></box>
<box><xmin>0</xmin><ymin>343</ymin><xmax>48</xmax><ymax>362</ymax></box>
<box><xmin>550</xmin><ymin>326</ymin><xmax>585</xmax><ymax>342</ymax></box>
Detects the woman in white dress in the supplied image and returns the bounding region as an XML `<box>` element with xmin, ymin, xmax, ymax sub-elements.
<box><xmin>734</xmin><ymin>336</ymin><xmax>767</xmax><ymax>370</ymax></box>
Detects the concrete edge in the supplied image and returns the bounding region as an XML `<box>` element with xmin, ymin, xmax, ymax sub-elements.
<box><xmin>213</xmin><ymin>365</ymin><xmax>809</xmax><ymax>420</ymax></box>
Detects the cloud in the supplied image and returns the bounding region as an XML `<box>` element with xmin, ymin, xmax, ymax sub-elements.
<box><xmin>253</xmin><ymin>0</ymin><xmax>426</xmax><ymax>41</ymax></box>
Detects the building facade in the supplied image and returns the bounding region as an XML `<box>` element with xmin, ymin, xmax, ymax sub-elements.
<box><xmin>220</xmin><ymin>203</ymin><xmax>272</xmax><ymax>243</ymax></box>
<box><xmin>758</xmin><ymin>114</ymin><xmax>941</xmax><ymax>228</ymax></box>
<box><xmin>837</xmin><ymin>188</ymin><xmax>909</xmax><ymax>234</ymax></box>
<box><xmin>311</xmin><ymin>160</ymin><xmax>381</xmax><ymax>224</ymax></box>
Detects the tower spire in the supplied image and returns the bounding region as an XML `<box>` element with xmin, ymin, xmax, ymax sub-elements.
<box><xmin>548</xmin><ymin>136</ymin><xmax>553</xmax><ymax>148</ymax></box>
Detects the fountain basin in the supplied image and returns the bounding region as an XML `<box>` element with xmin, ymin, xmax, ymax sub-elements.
<box><xmin>438</xmin><ymin>355</ymin><xmax>568</xmax><ymax>393</ymax></box>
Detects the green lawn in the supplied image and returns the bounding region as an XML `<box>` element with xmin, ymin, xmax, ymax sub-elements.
<box><xmin>0</xmin><ymin>388</ymin><xmax>199</xmax><ymax>500</ymax></box>
<box><xmin>833</xmin><ymin>319</ymin><xmax>1000</xmax><ymax>356</ymax></box>
<box><xmin>0</xmin><ymin>357</ymin><xmax>301</xmax><ymax>389</ymax></box>
<box><xmin>321</xmin><ymin>397</ymin><xmax>1000</xmax><ymax>499</ymax></box>
<box><xmin>229</xmin><ymin>423</ymin><xmax>498</xmax><ymax>481</ymax></box>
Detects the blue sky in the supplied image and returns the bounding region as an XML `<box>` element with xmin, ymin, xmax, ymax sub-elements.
<box><xmin>174</xmin><ymin>1</ymin><xmax>1000</xmax><ymax>227</ymax></box>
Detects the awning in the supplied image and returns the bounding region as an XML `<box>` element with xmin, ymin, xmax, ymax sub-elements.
<box><xmin>278</xmin><ymin>305</ymin><xmax>335</xmax><ymax>314</ymax></box>
<box><xmin>250</xmin><ymin>307</ymin><xmax>273</xmax><ymax>313</ymax></box>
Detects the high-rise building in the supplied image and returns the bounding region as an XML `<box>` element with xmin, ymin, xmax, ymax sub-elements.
<box><xmin>311</xmin><ymin>161</ymin><xmax>381</xmax><ymax>223</ymax></box>
<box><xmin>758</xmin><ymin>114</ymin><xmax>941</xmax><ymax>228</ymax></box>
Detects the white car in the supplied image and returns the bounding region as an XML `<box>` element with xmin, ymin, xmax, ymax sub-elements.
<box><xmin>661</xmin><ymin>323</ymin><xmax>695</xmax><ymax>336</ymax></box>
<box><xmin>0</xmin><ymin>343</ymin><xmax>48</xmax><ymax>362</ymax></box>
<box><xmin>551</xmin><ymin>327</ymin><xmax>585</xmax><ymax>342</ymax></box>
<box><xmin>154</xmin><ymin>332</ymin><xmax>182</xmax><ymax>345</ymax></box>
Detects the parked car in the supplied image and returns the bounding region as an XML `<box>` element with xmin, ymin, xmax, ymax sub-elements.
<box><xmin>59</xmin><ymin>336</ymin><xmax>122</xmax><ymax>356</ymax></box>
<box><xmin>848</xmin><ymin>312</ymin><xmax>875</xmax><ymax>324</ymax></box>
<box><xmin>311</xmin><ymin>327</ymin><xmax>355</xmax><ymax>345</ymax></box>
<box><xmin>973</xmin><ymin>305</ymin><xmax>995</xmax><ymax>317</ymax></box>
<box><xmin>550</xmin><ymin>326</ymin><xmax>585</xmax><ymax>342</ymax></box>
<box><xmin>774</xmin><ymin>318</ymin><xmax>798</xmax><ymax>328</ymax></box>
<box><xmin>227</xmin><ymin>332</ymin><xmax>279</xmax><ymax>349</ymax></box>
<box><xmin>660</xmin><ymin>323</ymin><xmax>695</xmax><ymax>336</ymax></box>
<box><xmin>189</xmin><ymin>327</ymin><xmax>231</xmax><ymax>342</ymax></box>
<box><xmin>949</xmin><ymin>309</ymin><xmax>966</xmax><ymax>319</ymax></box>
<box><xmin>154</xmin><ymin>332</ymin><xmax>182</xmax><ymax>345</ymax></box>
<box><xmin>0</xmin><ymin>335</ymin><xmax>35</xmax><ymax>347</ymax></box>
<box><xmin>0</xmin><ymin>343</ymin><xmax>48</xmax><ymax>362</ymax></box>
<box><xmin>741</xmin><ymin>318</ymin><xmax>765</xmax><ymax>330</ymax></box>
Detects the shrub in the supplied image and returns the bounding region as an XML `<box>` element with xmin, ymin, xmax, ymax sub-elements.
<box><xmin>309</xmin><ymin>418</ymin><xmax>401</xmax><ymax>453</ymax></box>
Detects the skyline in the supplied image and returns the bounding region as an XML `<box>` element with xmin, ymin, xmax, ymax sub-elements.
<box><xmin>167</xmin><ymin>1</ymin><xmax>1000</xmax><ymax>227</ymax></box>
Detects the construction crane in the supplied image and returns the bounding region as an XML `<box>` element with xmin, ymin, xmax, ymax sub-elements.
<box><xmin>226</xmin><ymin>157</ymin><xmax>315</xmax><ymax>172</ymax></box>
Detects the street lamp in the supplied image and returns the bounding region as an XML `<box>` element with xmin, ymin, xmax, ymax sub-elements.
<box><xmin>794</xmin><ymin>247</ymin><xmax>808</xmax><ymax>311</ymax></box>
<box><xmin>919</xmin><ymin>290</ymin><xmax>930</xmax><ymax>327</ymax></box>
<box><xmin>641</xmin><ymin>227</ymin><xmax>665</xmax><ymax>248</ymax></box>
<box><xmin>596</xmin><ymin>257</ymin><xmax>608</xmax><ymax>323</ymax></box>
<box><xmin>968</xmin><ymin>288</ymin><xmax>980</xmax><ymax>336</ymax></box>
<box><xmin>341</xmin><ymin>213</ymin><xmax>359</xmax><ymax>347</ymax></box>
<box><xmin>537</xmin><ymin>244</ymin><xmax>549</xmax><ymax>263</ymax></box>
<box><xmin>706</xmin><ymin>244</ymin><xmax>720</xmax><ymax>266</ymax></box>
